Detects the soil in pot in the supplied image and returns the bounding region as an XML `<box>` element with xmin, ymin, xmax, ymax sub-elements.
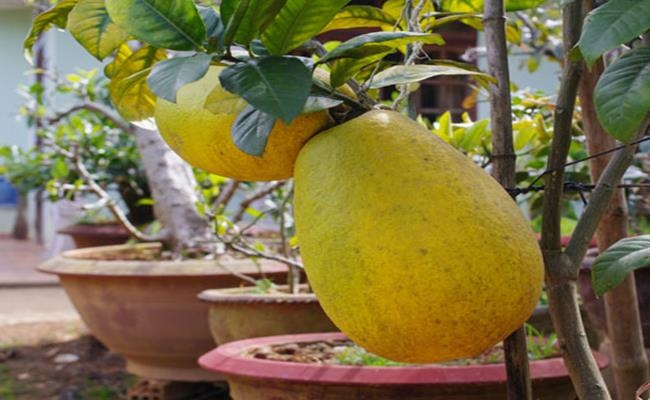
<box><xmin>199</xmin><ymin>332</ymin><xmax>609</xmax><ymax>400</ymax></box>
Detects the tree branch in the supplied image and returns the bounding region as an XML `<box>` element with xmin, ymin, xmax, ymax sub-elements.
<box><xmin>47</xmin><ymin>102</ymin><xmax>134</xmax><ymax>133</ymax></box>
<box><xmin>483</xmin><ymin>0</ymin><xmax>531</xmax><ymax>397</ymax></box>
<box><xmin>541</xmin><ymin>1</ymin><xmax>612</xmax><ymax>398</ymax></box>
<box><xmin>74</xmin><ymin>153</ymin><xmax>165</xmax><ymax>243</ymax></box>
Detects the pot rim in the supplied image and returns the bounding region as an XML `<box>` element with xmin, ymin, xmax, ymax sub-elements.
<box><xmin>38</xmin><ymin>243</ymin><xmax>287</xmax><ymax>277</ymax></box>
<box><xmin>198</xmin><ymin>284</ymin><xmax>318</xmax><ymax>304</ymax></box>
<box><xmin>199</xmin><ymin>332</ymin><xmax>608</xmax><ymax>385</ymax></box>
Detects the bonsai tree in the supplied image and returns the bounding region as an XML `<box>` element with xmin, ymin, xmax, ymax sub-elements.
<box><xmin>23</xmin><ymin>0</ymin><xmax>650</xmax><ymax>398</ymax></box>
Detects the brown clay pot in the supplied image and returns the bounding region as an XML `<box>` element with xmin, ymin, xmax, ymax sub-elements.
<box><xmin>57</xmin><ymin>223</ymin><xmax>131</xmax><ymax>248</ymax></box>
<box><xmin>38</xmin><ymin>243</ymin><xmax>288</xmax><ymax>381</ymax></box>
<box><xmin>199</xmin><ymin>332</ymin><xmax>609</xmax><ymax>400</ymax></box>
<box><xmin>197</xmin><ymin>284</ymin><xmax>338</xmax><ymax>345</ymax></box>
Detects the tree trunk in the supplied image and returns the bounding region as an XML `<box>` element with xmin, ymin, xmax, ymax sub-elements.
<box><xmin>483</xmin><ymin>0</ymin><xmax>532</xmax><ymax>398</ymax></box>
<box><xmin>578</xmin><ymin>52</ymin><xmax>650</xmax><ymax>400</ymax></box>
<box><xmin>12</xmin><ymin>193</ymin><xmax>29</xmax><ymax>240</ymax></box>
<box><xmin>133</xmin><ymin>127</ymin><xmax>211</xmax><ymax>251</ymax></box>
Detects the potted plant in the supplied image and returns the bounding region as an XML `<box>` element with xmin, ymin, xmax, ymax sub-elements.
<box><xmin>198</xmin><ymin>331</ymin><xmax>609</xmax><ymax>400</ymax></box>
<box><xmin>9</xmin><ymin>70</ymin><xmax>291</xmax><ymax>381</ymax></box>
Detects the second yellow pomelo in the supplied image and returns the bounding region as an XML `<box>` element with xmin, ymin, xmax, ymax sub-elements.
<box><xmin>154</xmin><ymin>66</ymin><xmax>336</xmax><ymax>181</ymax></box>
<box><xmin>294</xmin><ymin>110</ymin><xmax>544</xmax><ymax>363</ymax></box>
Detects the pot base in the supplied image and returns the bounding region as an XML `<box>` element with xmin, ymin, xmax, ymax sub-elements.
<box><xmin>127</xmin><ymin>360</ymin><xmax>223</xmax><ymax>382</ymax></box>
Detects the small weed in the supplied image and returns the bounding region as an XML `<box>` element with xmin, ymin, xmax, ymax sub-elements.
<box><xmin>0</xmin><ymin>363</ymin><xmax>24</xmax><ymax>400</ymax></box>
<box><xmin>254</xmin><ymin>279</ymin><xmax>277</xmax><ymax>294</ymax></box>
<box><xmin>525</xmin><ymin>323</ymin><xmax>559</xmax><ymax>360</ymax></box>
<box><xmin>336</xmin><ymin>346</ymin><xmax>410</xmax><ymax>367</ymax></box>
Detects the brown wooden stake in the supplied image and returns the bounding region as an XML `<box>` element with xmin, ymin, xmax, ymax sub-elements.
<box><xmin>483</xmin><ymin>0</ymin><xmax>532</xmax><ymax>398</ymax></box>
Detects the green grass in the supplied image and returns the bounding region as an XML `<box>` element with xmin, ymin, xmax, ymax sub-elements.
<box><xmin>0</xmin><ymin>363</ymin><xmax>25</xmax><ymax>400</ymax></box>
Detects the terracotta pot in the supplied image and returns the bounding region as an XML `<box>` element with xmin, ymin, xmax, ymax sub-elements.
<box><xmin>197</xmin><ymin>285</ymin><xmax>338</xmax><ymax>345</ymax></box>
<box><xmin>579</xmin><ymin>248</ymin><xmax>650</xmax><ymax>345</ymax></box>
<box><xmin>57</xmin><ymin>223</ymin><xmax>131</xmax><ymax>248</ymax></box>
<box><xmin>38</xmin><ymin>243</ymin><xmax>288</xmax><ymax>381</ymax></box>
<box><xmin>199</xmin><ymin>332</ymin><xmax>609</xmax><ymax>400</ymax></box>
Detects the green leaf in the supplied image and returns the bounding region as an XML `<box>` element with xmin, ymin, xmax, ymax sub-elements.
<box><xmin>24</xmin><ymin>0</ymin><xmax>79</xmax><ymax>58</ymax></box>
<box><xmin>104</xmin><ymin>43</ymin><xmax>133</xmax><ymax>78</ymax></box>
<box><xmin>367</xmin><ymin>64</ymin><xmax>495</xmax><ymax>89</ymax></box>
<box><xmin>109</xmin><ymin>45</ymin><xmax>167</xmax><ymax>122</ymax></box>
<box><xmin>67</xmin><ymin>0</ymin><xmax>129</xmax><ymax>61</ymax></box>
<box><xmin>302</xmin><ymin>96</ymin><xmax>343</xmax><ymax>114</ymax></box>
<box><xmin>219</xmin><ymin>56</ymin><xmax>312</xmax><ymax>124</ymax></box>
<box><xmin>231</xmin><ymin>105</ymin><xmax>277</xmax><ymax>157</ymax></box>
<box><xmin>592</xmin><ymin>235</ymin><xmax>650</xmax><ymax>296</ymax></box>
<box><xmin>261</xmin><ymin>0</ymin><xmax>350</xmax><ymax>55</ymax></box>
<box><xmin>594</xmin><ymin>47</ymin><xmax>650</xmax><ymax>143</ymax></box>
<box><xmin>232</xmin><ymin>0</ymin><xmax>288</xmax><ymax>46</ymax></box>
<box><xmin>440</xmin><ymin>0</ymin><xmax>545</xmax><ymax>12</ymax></box>
<box><xmin>105</xmin><ymin>0</ymin><xmax>206</xmax><ymax>50</ymax></box>
<box><xmin>51</xmin><ymin>159</ymin><xmax>70</xmax><ymax>180</ymax></box>
<box><xmin>198</xmin><ymin>5</ymin><xmax>224</xmax><ymax>50</ymax></box>
<box><xmin>330</xmin><ymin>52</ymin><xmax>392</xmax><ymax>87</ymax></box>
<box><xmin>147</xmin><ymin>53</ymin><xmax>212</xmax><ymax>103</ymax></box>
<box><xmin>322</xmin><ymin>5</ymin><xmax>400</xmax><ymax>32</ymax></box>
<box><xmin>578</xmin><ymin>0</ymin><xmax>650</xmax><ymax>67</ymax></box>
<box><xmin>318</xmin><ymin>32</ymin><xmax>445</xmax><ymax>64</ymax></box>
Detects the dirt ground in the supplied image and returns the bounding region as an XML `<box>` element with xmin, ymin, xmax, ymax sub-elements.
<box><xmin>0</xmin><ymin>321</ymin><xmax>229</xmax><ymax>400</ymax></box>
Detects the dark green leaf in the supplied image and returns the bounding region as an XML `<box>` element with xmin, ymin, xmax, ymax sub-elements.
<box><xmin>67</xmin><ymin>0</ymin><xmax>129</xmax><ymax>61</ymax></box>
<box><xmin>262</xmin><ymin>0</ymin><xmax>350</xmax><ymax>55</ymax></box>
<box><xmin>147</xmin><ymin>53</ymin><xmax>212</xmax><ymax>103</ymax></box>
<box><xmin>198</xmin><ymin>5</ymin><xmax>224</xmax><ymax>50</ymax></box>
<box><xmin>219</xmin><ymin>0</ymin><xmax>238</xmax><ymax>26</ymax></box>
<box><xmin>368</xmin><ymin>64</ymin><xmax>496</xmax><ymax>89</ymax></box>
<box><xmin>24</xmin><ymin>0</ymin><xmax>79</xmax><ymax>59</ymax></box>
<box><xmin>231</xmin><ymin>105</ymin><xmax>277</xmax><ymax>157</ymax></box>
<box><xmin>109</xmin><ymin>45</ymin><xmax>167</xmax><ymax>122</ymax></box>
<box><xmin>219</xmin><ymin>56</ymin><xmax>311</xmax><ymax>124</ymax></box>
<box><xmin>594</xmin><ymin>47</ymin><xmax>650</xmax><ymax>143</ymax></box>
<box><xmin>233</xmin><ymin>0</ymin><xmax>288</xmax><ymax>45</ymax></box>
<box><xmin>302</xmin><ymin>96</ymin><xmax>343</xmax><ymax>113</ymax></box>
<box><xmin>322</xmin><ymin>5</ymin><xmax>400</xmax><ymax>32</ymax></box>
<box><xmin>221</xmin><ymin>0</ymin><xmax>250</xmax><ymax>47</ymax></box>
<box><xmin>592</xmin><ymin>235</ymin><xmax>650</xmax><ymax>296</ymax></box>
<box><xmin>250</xmin><ymin>39</ymin><xmax>271</xmax><ymax>56</ymax></box>
<box><xmin>105</xmin><ymin>0</ymin><xmax>206</xmax><ymax>50</ymax></box>
<box><xmin>578</xmin><ymin>0</ymin><xmax>650</xmax><ymax>67</ymax></box>
<box><xmin>318</xmin><ymin>31</ymin><xmax>445</xmax><ymax>64</ymax></box>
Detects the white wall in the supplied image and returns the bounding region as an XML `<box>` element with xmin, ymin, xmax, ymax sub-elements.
<box><xmin>476</xmin><ymin>33</ymin><xmax>562</xmax><ymax>119</ymax></box>
<box><xmin>0</xmin><ymin>5</ymin><xmax>98</xmax><ymax>239</ymax></box>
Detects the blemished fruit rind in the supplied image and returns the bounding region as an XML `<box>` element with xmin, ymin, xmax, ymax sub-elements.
<box><xmin>154</xmin><ymin>66</ymin><xmax>335</xmax><ymax>181</ymax></box>
<box><xmin>294</xmin><ymin>110</ymin><xmax>544</xmax><ymax>363</ymax></box>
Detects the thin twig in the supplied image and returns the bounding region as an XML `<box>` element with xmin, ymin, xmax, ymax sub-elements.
<box><xmin>232</xmin><ymin>181</ymin><xmax>287</xmax><ymax>224</ymax></box>
<box><xmin>74</xmin><ymin>152</ymin><xmax>163</xmax><ymax>243</ymax></box>
<box><xmin>47</xmin><ymin>102</ymin><xmax>134</xmax><ymax>133</ymax></box>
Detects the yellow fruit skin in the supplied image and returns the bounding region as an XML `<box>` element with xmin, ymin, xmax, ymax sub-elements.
<box><xmin>294</xmin><ymin>110</ymin><xmax>544</xmax><ymax>363</ymax></box>
<box><xmin>154</xmin><ymin>66</ymin><xmax>333</xmax><ymax>181</ymax></box>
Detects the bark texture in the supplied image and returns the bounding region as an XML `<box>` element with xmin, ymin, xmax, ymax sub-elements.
<box><xmin>541</xmin><ymin>1</ymin><xmax>612</xmax><ymax>398</ymax></box>
<box><xmin>579</xmin><ymin>53</ymin><xmax>649</xmax><ymax>400</ymax></box>
<box><xmin>133</xmin><ymin>127</ymin><xmax>211</xmax><ymax>251</ymax></box>
<box><xmin>483</xmin><ymin>0</ymin><xmax>532</xmax><ymax>397</ymax></box>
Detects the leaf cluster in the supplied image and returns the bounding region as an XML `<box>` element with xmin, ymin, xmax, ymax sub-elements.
<box><xmin>23</xmin><ymin>0</ymin><xmax>530</xmax><ymax>156</ymax></box>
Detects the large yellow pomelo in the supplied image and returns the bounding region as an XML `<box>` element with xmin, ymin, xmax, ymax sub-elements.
<box><xmin>294</xmin><ymin>110</ymin><xmax>544</xmax><ymax>363</ymax></box>
<box><xmin>154</xmin><ymin>66</ymin><xmax>337</xmax><ymax>181</ymax></box>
